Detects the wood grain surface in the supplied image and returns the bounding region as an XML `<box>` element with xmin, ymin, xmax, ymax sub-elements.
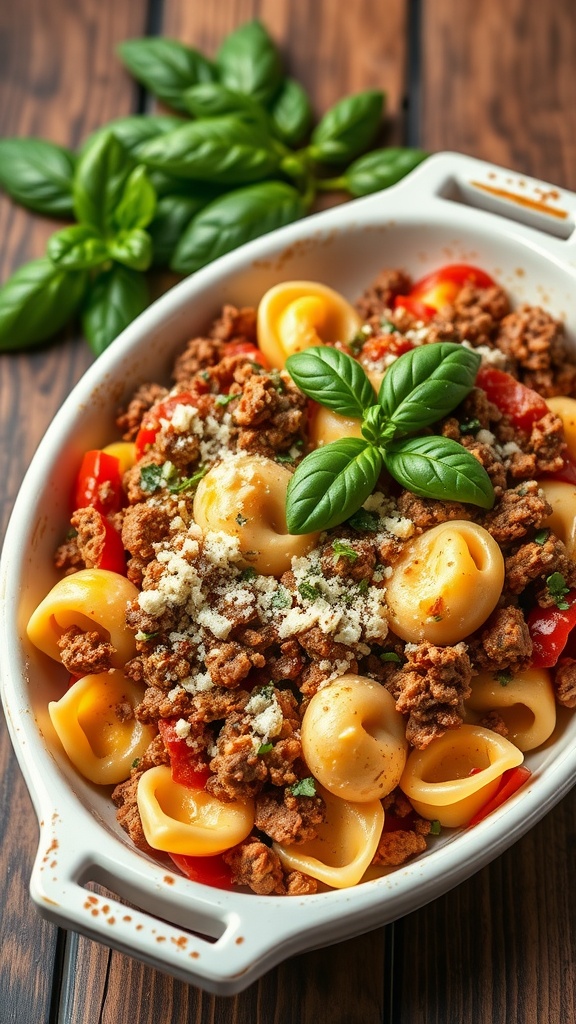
<box><xmin>0</xmin><ymin>1</ymin><xmax>574</xmax><ymax>1022</ymax></box>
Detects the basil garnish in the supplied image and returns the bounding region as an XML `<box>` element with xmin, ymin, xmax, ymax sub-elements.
<box><xmin>285</xmin><ymin>344</ymin><xmax>494</xmax><ymax>533</ymax></box>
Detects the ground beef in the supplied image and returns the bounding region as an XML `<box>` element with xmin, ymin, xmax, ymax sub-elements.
<box><xmin>553</xmin><ymin>659</ymin><xmax>576</xmax><ymax>708</ymax></box>
<box><xmin>135</xmin><ymin>685</ymin><xmax>198</xmax><ymax>723</ymax></box>
<box><xmin>68</xmin><ymin>506</ymin><xmax>108</xmax><ymax>569</ymax></box>
<box><xmin>479</xmin><ymin>710</ymin><xmax>509</xmax><ymax>736</ymax></box>
<box><xmin>211</xmin><ymin>304</ymin><xmax>258</xmax><ymax>345</ymax></box>
<box><xmin>527</xmin><ymin>412</ymin><xmax>566</xmax><ymax>475</ymax></box>
<box><xmin>222</xmin><ymin>837</ymin><xmax>286</xmax><ymax>895</ymax></box>
<box><xmin>285</xmin><ymin>871</ymin><xmax>318</xmax><ymax>895</ymax></box>
<box><xmin>172</xmin><ymin>336</ymin><xmax>225</xmax><ymax>383</ymax></box>
<box><xmin>111</xmin><ymin>774</ymin><xmax>150</xmax><ymax>851</ymax></box>
<box><xmin>320</xmin><ymin>535</ymin><xmax>376</xmax><ymax>581</ymax></box>
<box><xmin>116</xmin><ymin>382</ymin><xmax>168</xmax><ymax>441</ymax></box>
<box><xmin>480</xmin><ymin>481</ymin><xmax>551</xmax><ymax>545</ymax></box>
<box><xmin>232</xmin><ymin>372</ymin><xmax>306</xmax><ymax>454</ymax></box>
<box><xmin>254</xmin><ymin>788</ymin><xmax>326</xmax><ymax>845</ymax></box>
<box><xmin>396</xmin><ymin>491</ymin><xmax>471</xmax><ymax>531</ymax></box>
<box><xmin>386</xmin><ymin>641</ymin><xmax>473</xmax><ymax>748</ymax></box>
<box><xmin>468</xmin><ymin>605</ymin><xmax>533</xmax><ymax>673</ymax></box>
<box><xmin>354</xmin><ymin>268</ymin><xmax>413</xmax><ymax>319</ymax></box>
<box><xmin>505</xmin><ymin>535</ymin><xmax>576</xmax><ymax>597</ymax></box>
<box><xmin>121</xmin><ymin>503</ymin><xmax>172</xmax><ymax>562</ymax></box>
<box><xmin>204</xmin><ymin>640</ymin><xmax>266</xmax><ymax>688</ymax></box>
<box><xmin>372</xmin><ymin>829</ymin><xmax>427</xmax><ymax>867</ymax></box>
<box><xmin>207</xmin><ymin>729</ymin><xmax>269</xmax><ymax>802</ymax></box>
<box><xmin>57</xmin><ymin>626</ymin><xmax>115</xmax><ymax>676</ymax></box>
<box><xmin>437</xmin><ymin>283</ymin><xmax>510</xmax><ymax>347</ymax></box>
<box><xmin>495</xmin><ymin>304</ymin><xmax>576</xmax><ymax>397</ymax></box>
<box><xmin>54</xmin><ymin>534</ymin><xmax>83</xmax><ymax>573</ymax></box>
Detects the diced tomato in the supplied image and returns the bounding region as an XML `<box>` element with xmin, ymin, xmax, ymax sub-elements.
<box><xmin>168</xmin><ymin>852</ymin><xmax>234</xmax><ymax>890</ymax></box>
<box><xmin>359</xmin><ymin>333</ymin><xmax>415</xmax><ymax>362</ymax></box>
<box><xmin>526</xmin><ymin>593</ymin><xmax>576</xmax><ymax>667</ymax></box>
<box><xmin>548</xmin><ymin>454</ymin><xmax>576</xmax><ymax>485</ymax></box>
<box><xmin>157</xmin><ymin>718</ymin><xmax>211</xmax><ymax>789</ymax></box>
<box><xmin>393</xmin><ymin>295</ymin><xmax>437</xmax><ymax>322</ymax></box>
<box><xmin>95</xmin><ymin>513</ymin><xmax>127</xmax><ymax>575</ymax></box>
<box><xmin>134</xmin><ymin>392</ymin><xmax>199</xmax><ymax>460</ymax></box>
<box><xmin>475</xmin><ymin>365</ymin><xmax>549</xmax><ymax>432</ymax></box>
<box><xmin>467</xmin><ymin>765</ymin><xmax>532</xmax><ymax>826</ymax></box>
<box><xmin>73</xmin><ymin>449</ymin><xmax>124</xmax><ymax>515</ymax></box>
<box><xmin>225</xmin><ymin>340</ymin><xmax>269</xmax><ymax>368</ymax></box>
<box><xmin>409</xmin><ymin>263</ymin><xmax>496</xmax><ymax>312</ymax></box>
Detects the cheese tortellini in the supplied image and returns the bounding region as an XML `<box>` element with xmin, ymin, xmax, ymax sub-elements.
<box><xmin>301</xmin><ymin>674</ymin><xmax>407</xmax><ymax>801</ymax></box>
<box><xmin>400</xmin><ymin>725</ymin><xmax>524</xmax><ymax>827</ymax></box>
<box><xmin>539</xmin><ymin>479</ymin><xmax>576</xmax><ymax>557</ymax></box>
<box><xmin>547</xmin><ymin>396</ymin><xmax>576</xmax><ymax>461</ymax></box>
<box><xmin>48</xmin><ymin>670</ymin><xmax>156</xmax><ymax>785</ymax></box>
<box><xmin>257</xmin><ymin>280</ymin><xmax>362</xmax><ymax>369</ymax></box>
<box><xmin>26</xmin><ymin>568</ymin><xmax>139</xmax><ymax>667</ymax></box>
<box><xmin>137</xmin><ymin>765</ymin><xmax>254</xmax><ymax>856</ymax></box>
<box><xmin>466</xmin><ymin>667</ymin><xmax>557</xmax><ymax>751</ymax></box>
<box><xmin>385</xmin><ymin>521</ymin><xmax>505</xmax><ymax>644</ymax></box>
<box><xmin>193</xmin><ymin>453</ymin><xmax>320</xmax><ymax>576</ymax></box>
<box><xmin>273</xmin><ymin>784</ymin><xmax>384</xmax><ymax>888</ymax></box>
<box><xmin>308</xmin><ymin>405</ymin><xmax>364</xmax><ymax>448</ymax></box>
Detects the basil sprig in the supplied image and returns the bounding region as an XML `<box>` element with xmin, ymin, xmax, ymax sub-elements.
<box><xmin>285</xmin><ymin>344</ymin><xmax>495</xmax><ymax>533</ymax></box>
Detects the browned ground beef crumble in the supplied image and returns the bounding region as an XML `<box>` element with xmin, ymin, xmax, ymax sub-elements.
<box><xmin>54</xmin><ymin>269</ymin><xmax>576</xmax><ymax>895</ymax></box>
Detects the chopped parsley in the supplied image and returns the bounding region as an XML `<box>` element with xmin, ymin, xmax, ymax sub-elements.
<box><xmin>429</xmin><ymin>820</ymin><xmax>442</xmax><ymax>836</ymax></box>
<box><xmin>236</xmin><ymin>513</ymin><xmax>248</xmax><ymax>526</ymax></box>
<box><xmin>298</xmin><ymin>581</ymin><xmax>321</xmax><ymax>602</ymax></box>
<box><xmin>240</xmin><ymin>566</ymin><xmax>257</xmax><ymax>581</ymax></box>
<box><xmin>534</xmin><ymin>528</ymin><xmax>549</xmax><ymax>545</ymax></box>
<box><xmin>356</xmin><ymin>578</ymin><xmax>370</xmax><ymax>594</ymax></box>
<box><xmin>380</xmin><ymin>651</ymin><xmax>402</xmax><ymax>664</ymax></box>
<box><xmin>269</xmin><ymin>370</ymin><xmax>285</xmax><ymax>393</ymax></box>
<box><xmin>495</xmin><ymin>671</ymin><xmax>512</xmax><ymax>686</ymax></box>
<box><xmin>332</xmin><ymin>540</ymin><xmax>359</xmax><ymax>562</ymax></box>
<box><xmin>459</xmin><ymin>417</ymin><xmax>481</xmax><ymax>434</ymax></box>
<box><xmin>140</xmin><ymin>461</ymin><xmax>207</xmax><ymax>495</ymax></box>
<box><xmin>380</xmin><ymin>318</ymin><xmax>397</xmax><ymax>334</ymax></box>
<box><xmin>290</xmin><ymin>777</ymin><xmax>316</xmax><ymax>797</ymax></box>
<box><xmin>348</xmin><ymin>324</ymin><xmax>373</xmax><ymax>355</ymax></box>
<box><xmin>135</xmin><ymin>630</ymin><xmax>159</xmax><ymax>642</ymax></box>
<box><xmin>346</xmin><ymin>507</ymin><xmax>379</xmax><ymax>532</ymax></box>
<box><xmin>546</xmin><ymin>571</ymin><xmax>571</xmax><ymax>610</ymax></box>
<box><xmin>271</xmin><ymin>586</ymin><xmax>292</xmax><ymax>609</ymax></box>
<box><xmin>215</xmin><ymin>391</ymin><xmax>238</xmax><ymax>406</ymax></box>
<box><xmin>257</xmin><ymin>742</ymin><xmax>273</xmax><ymax>755</ymax></box>
<box><xmin>131</xmin><ymin>758</ymin><xmax>140</xmax><ymax>770</ymax></box>
<box><xmin>276</xmin><ymin>452</ymin><xmax>294</xmax><ymax>463</ymax></box>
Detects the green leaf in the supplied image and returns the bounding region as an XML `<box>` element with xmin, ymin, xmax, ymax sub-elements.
<box><xmin>117</xmin><ymin>38</ymin><xmax>216</xmax><ymax>113</ymax></box>
<box><xmin>147</xmin><ymin>170</ymin><xmax>223</xmax><ymax>200</ymax></box>
<box><xmin>379</xmin><ymin>343</ymin><xmax>482</xmax><ymax>435</ymax></box>
<box><xmin>113</xmin><ymin>166</ymin><xmax>157</xmax><ymax>231</ymax></box>
<box><xmin>382</xmin><ymin>435</ymin><xmax>495</xmax><ymax>508</ymax></box>
<box><xmin>107</xmin><ymin>228</ymin><xmax>152</xmax><ymax>271</ymax></box>
<box><xmin>80</xmin><ymin>115</ymin><xmax>184</xmax><ymax>161</ymax></box>
<box><xmin>47</xmin><ymin>225</ymin><xmax>109</xmax><ymax>270</ymax></box>
<box><xmin>182</xmin><ymin>82</ymin><xmax>270</xmax><ymax>128</ymax></box>
<box><xmin>270</xmin><ymin>78</ymin><xmax>313</xmax><ymax>145</ymax></box>
<box><xmin>138</xmin><ymin>116</ymin><xmax>281</xmax><ymax>184</ymax></box>
<box><xmin>216</xmin><ymin>20</ymin><xmax>283</xmax><ymax>105</ymax></box>
<box><xmin>171</xmin><ymin>181</ymin><xmax>306</xmax><ymax>274</ymax></box>
<box><xmin>148</xmin><ymin>194</ymin><xmax>208</xmax><ymax>267</ymax></box>
<box><xmin>0</xmin><ymin>138</ymin><xmax>76</xmax><ymax>217</ymax></box>
<box><xmin>290</xmin><ymin>777</ymin><xmax>316</xmax><ymax>797</ymax></box>
<box><xmin>0</xmin><ymin>258</ymin><xmax>86</xmax><ymax>351</ymax></box>
<box><xmin>81</xmin><ymin>264</ymin><xmax>149</xmax><ymax>356</ymax></box>
<box><xmin>309</xmin><ymin>90</ymin><xmax>384</xmax><ymax>164</ymax></box>
<box><xmin>286</xmin><ymin>438</ymin><xmax>383</xmax><ymax>534</ymax></box>
<box><xmin>73</xmin><ymin>131</ymin><xmax>134</xmax><ymax>234</ymax></box>
<box><xmin>285</xmin><ymin>346</ymin><xmax>375</xmax><ymax>419</ymax></box>
<box><xmin>341</xmin><ymin>147</ymin><xmax>428</xmax><ymax>196</ymax></box>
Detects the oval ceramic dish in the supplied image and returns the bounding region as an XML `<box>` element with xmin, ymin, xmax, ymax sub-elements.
<box><xmin>2</xmin><ymin>152</ymin><xmax>576</xmax><ymax>995</ymax></box>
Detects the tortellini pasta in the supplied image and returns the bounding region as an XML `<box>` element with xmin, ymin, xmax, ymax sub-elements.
<box><xmin>193</xmin><ymin>453</ymin><xmax>320</xmax><ymax>576</ymax></box>
<box><xmin>257</xmin><ymin>280</ymin><xmax>362</xmax><ymax>369</ymax></box>
<box><xmin>308</xmin><ymin>405</ymin><xmax>363</xmax><ymax>448</ymax></box>
<box><xmin>385</xmin><ymin>521</ymin><xmax>505</xmax><ymax>644</ymax></box>
<box><xmin>48</xmin><ymin>670</ymin><xmax>156</xmax><ymax>785</ymax></box>
<box><xmin>547</xmin><ymin>396</ymin><xmax>576</xmax><ymax>462</ymax></box>
<box><xmin>273</xmin><ymin>784</ymin><xmax>384</xmax><ymax>888</ymax></box>
<box><xmin>301</xmin><ymin>674</ymin><xmax>407</xmax><ymax>801</ymax></box>
<box><xmin>465</xmin><ymin>667</ymin><xmax>556</xmax><ymax>751</ymax></box>
<box><xmin>137</xmin><ymin>765</ymin><xmax>254</xmax><ymax>856</ymax></box>
<box><xmin>400</xmin><ymin>725</ymin><xmax>524</xmax><ymax>827</ymax></box>
<box><xmin>26</xmin><ymin>568</ymin><xmax>139</xmax><ymax>667</ymax></box>
<box><xmin>538</xmin><ymin>479</ymin><xmax>576</xmax><ymax>557</ymax></box>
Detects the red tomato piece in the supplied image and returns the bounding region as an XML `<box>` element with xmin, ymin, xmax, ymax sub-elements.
<box><xmin>96</xmin><ymin>514</ymin><xmax>127</xmax><ymax>575</ymax></box>
<box><xmin>393</xmin><ymin>295</ymin><xmax>436</xmax><ymax>322</ymax></box>
<box><xmin>225</xmin><ymin>340</ymin><xmax>269</xmax><ymax>368</ymax></box>
<box><xmin>168</xmin><ymin>852</ymin><xmax>234</xmax><ymax>890</ymax></box>
<box><xmin>467</xmin><ymin>766</ymin><xmax>532</xmax><ymax>826</ymax></box>
<box><xmin>360</xmin><ymin>334</ymin><xmax>415</xmax><ymax>363</ymax></box>
<box><xmin>134</xmin><ymin>392</ymin><xmax>199</xmax><ymax>460</ymax></box>
<box><xmin>157</xmin><ymin>718</ymin><xmax>211</xmax><ymax>789</ymax></box>
<box><xmin>526</xmin><ymin>593</ymin><xmax>576</xmax><ymax>668</ymax></box>
<box><xmin>410</xmin><ymin>263</ymin><xmax>495</xmax><ymax>310</ymax></box>
<box><xmin>475</xmin><ymin>365</ymin><xmax>549</xmax><ymax>432</ymax></box>
<box><xmin>73</xmin><ymin>450</ymin><xmax>123</xmax><ymax>515</ymax></box>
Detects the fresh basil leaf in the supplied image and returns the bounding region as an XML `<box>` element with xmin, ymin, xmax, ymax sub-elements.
<box><xmin>80</xmin><ymin>115</ymin><xmax>184</xmax><ymax>161</ymax></box>
<box><xmin>148</xmin><ymin>194</ymin><xmax>208</xmax><ymax>267</ymax></box>
<box><xmin>113</xmin><ymin>166</ymin><xmax>157</xmax><ymax>231</ymax></box>
<box><xmin>216</xmin><ymin>20</ymin><xmax>283</xmax><ymax>105</ymax></box>
<box><xmin>147</xmin><ymin>169</ymin><xmax>222</xmax><ymax>200</ymax></box>
<box><xmin>0</xmin><ymin>138</ymin><xmax>76</xmax><ymax>217</ymax></box>
<box><xmin>171</xmin><ymin>181</ymin><xmax>306</xmax><ymax>274</ymax></box>
<box><xmin>47</xmin><ymin>225</ymin><xmax>109</xmax><ymax>270</ymax></box>
<box><xmin>286</xmin><ymin>438</ymin><xmax>382</xmax><ymax>533</ymax></box>
<box><xmin>270</xmin><ymin>78</ymin><xmax>313</xmax><ymax>145</ymax></box>
<box><xmin>379</xmin><ymin>343</ymin><xmax>481</xmax><ymax>435</ymax></box>
<box><xmin>107</xmin><ymin>228</ymin><xmax>152</xmax><ymax>271</ymax></box>
<box><xmin>309</xmin><ymin>90</ymin><xmax>384</xmax><ymax>164</ymax></box>
<box><xmin>138</xmin><ymin>116</ymin><xmax>281</xmax><ymax>184</ymax></box>
<box><xmin>81</xmin><ymin>264</ymin><xmax>149</xmax><ymax>356</ymax></box>
<box><xmin>117</xmin><ymin>38</ymin><xmax>216</xmax><ymax>113</ymax></box>
<box><xmin>342</xmin><ymin>147</ymin><xmax>429</xmax><ymax>197</ymax></box>
<box><xmin>183</xmin><ymin>82</ymin><xmax>270</xmax><ymax>129</ymax></box>
<box><xmin>285</xmin><ymin>346</ymin><xmax>375</xmax><ymax>419</ymax></box>
<box><xmin>0</xmin><ymin>258</ymin><xmax>86</xmax><ymax>351</ymax></box>
<box><xmin>73</xmin><ymin>132</ymin><xmax>134</xmax><ymax>234</ymax></box>
<box><xmin>383</xmin><ymin>435</ymin><xmax>495</xmax><ymax>508</ymax></box>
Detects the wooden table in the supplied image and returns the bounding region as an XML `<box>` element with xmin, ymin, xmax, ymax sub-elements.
<box><xmin>1</xmin><ymin>1</ymin><xmax>575</xmax><ymax>1021</ymax></box>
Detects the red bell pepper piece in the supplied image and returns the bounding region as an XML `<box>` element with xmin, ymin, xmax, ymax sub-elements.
<box><xmin>360</xmin><ymin>333</ymin><xmax>415</xmax><ymax>362</ymax></box>
<box><xmin>168</xmin><ymin>852</ymin><xmax>234</xmax><ymax>890</ymax></box>
<box><xmin>526</xmin><ymin>592</ymin><xmax>576</xmax><ymax>667</ymax></box>
<box><xmin>134</xmin><ymin>392</ymin><xmax>199</xmax><ymax>460</ymax></box>
<box><xmin>475</xmin><ymin>365</ymin><xmax>549</xmax><ymax>432</ymax></box>
<box><xmin>225</xmin><ymin>340</ymin><xmax>269</xmax><ymax>367</ymax></box>
<box><xmin>96</xmin><ymin>513</ymin><xmax>127</xmax><ymax>575</ymax></box>
<box><xmin>467</xmin><ymin>765</ymin><xmax>532</xmax><ymax>826</ymax></box>
<box><xmin>393</xmin><ymin>294</ymin><xmax>436</xmax><ymax>322</ymax></box>
<box><xmin>158</xmin><ymin>718</ymin><xmax>211</xmax><ymax>789</ymax></box>
<box><xmin>73</xmin><ymin>449</ymin><xmax>124</xmax><ymax>515</ymax></box>
<box><xmin>409</xmin><ymin>263</ymin><xmax>496</xmax><ymax>311</ymax></box>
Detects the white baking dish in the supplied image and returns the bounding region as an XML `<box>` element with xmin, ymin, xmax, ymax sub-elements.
<box><xmin>2</xmin><ymin>152</ymin><xmax>576</xmax><ymax>995</ymax></box>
